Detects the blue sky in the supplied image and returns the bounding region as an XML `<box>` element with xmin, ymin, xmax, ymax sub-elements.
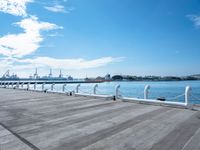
<box><xmin>0</xmin><ymin>0</ymin><xmax>200</xmax><ymax>77</ymax></box>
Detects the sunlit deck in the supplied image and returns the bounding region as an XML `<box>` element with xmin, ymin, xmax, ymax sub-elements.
<box><xmin>0</xmin><ymin>88</ymin><xmax>200</xmax><ymax>150</ymax></box>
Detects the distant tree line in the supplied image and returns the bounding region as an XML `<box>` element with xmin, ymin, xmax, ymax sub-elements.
<box><xmin>111</xmin><ymin>75</ymin><xmax>200</xmax><ymax>81</ymax></box>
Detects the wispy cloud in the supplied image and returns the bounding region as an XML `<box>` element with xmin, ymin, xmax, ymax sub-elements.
<box><xmin>187</xmin><ymin>14</ymin><xmax>200</xmax><ymax>27</ymax></box>
<box><xmin>44</xmin><ymin>4</ymin><xmax>66</xmax><ymax>13</ymax></box>
<box><xmin>0</xmin><ymin>57</ymin><xmax>124</xmax><ymax>70</ymax></box>
<box><xmin>0</xmin><ymin>16</ymin><xmax>62</xmax><ymax>58</ymax></box>
<box><xmin>0</xmin><ymin>0</ymin><xmax>33</xmax><ymax>17</ymax></box>
<box><xmin>0</xmin><ymin>0</ymin><xmax>123</xmax><ymax>76</ymax></box>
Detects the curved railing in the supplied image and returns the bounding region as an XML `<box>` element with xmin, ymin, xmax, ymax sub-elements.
<box><xmin>0</xmin><ymin>81</ymin><xmax>199</xmax><ymax>108</ymax></box>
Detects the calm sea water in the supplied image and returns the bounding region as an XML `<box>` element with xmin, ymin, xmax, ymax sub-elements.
<box><xmin>29</xmin><ymin>81</ymin><xmax>200</xmax><ymax>104</ymax></box>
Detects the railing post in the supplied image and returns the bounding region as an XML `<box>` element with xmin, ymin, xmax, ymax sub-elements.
<box><xmin>51</xmin><ymin>83</ymin><xmax>55</xmax><ymax>91</ymax></box>
<box><xmin>27</xmin><ymin>83</ymin><xmax>30</xmax><ymax>90</ymax></box>
<box><xmin>93</xmin><ymin>84</ymin><xmax>98</xmax><ymax>94</ymax></box>
<box><xmin>62</xmin><ymin>84</ymin><xmax>66</xmax><ymax>92</ymax></box>
<box><xmin>4</xmin><ymin>82</ymin><xmax>6</xmax><ymax>88</ymax></box>
<box><xmin>115</xmin><ymin>84</ymin><xmax>120</xmax><ymax>100</ymax></box>
<box><xmin>34</xmin><ymin>82</ymin><xmax>37</xmax><ymax>90</ymax></box>
<box><xmin>16</xmin><ymin>82</ymin><xmax>19</xmax><ymax>88</ymax></box>
<box><xmin>21</xmin><ymin>82</ymin><xmax>24</xmax><ymax>88</ymax></box>
<box><xmin>6</xmin><ymin>82</ymin><xmax>9</xmax><ymax>88</ymax></box>
<box><xmin>42</xmin><ymin>83</ymin><xmax>45</xmax><ymax>91</ymax></box>
<box><xmin>185</xmin><ymin>86</ymin><xmax>192</xmax><ymax>106</ymax></box>
<box><xmin>76</xmin><ymin>84</ymin><xmax>80</xmax><ymax>93</ymax></box>
<box><xmin>144</xmin><ymin>85</ymin><xmax>151</xmax><ymax>99</ymax></box>
<box><xmin>11</xmin><ymin>82</ymin><xmax>14</xmax><ymax>88</ymax></box>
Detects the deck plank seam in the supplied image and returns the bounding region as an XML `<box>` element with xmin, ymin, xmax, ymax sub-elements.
<box><xmin>0</xmin><ymin>122</ymin><xmax>40</xmax><ymax>150</ymax></box>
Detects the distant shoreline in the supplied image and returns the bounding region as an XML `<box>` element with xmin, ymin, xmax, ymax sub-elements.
<box><xmin>106</xmin><ymin>79</ymin><xmax>200</xmax><ymax>82</ymax></box>
<box><xmin>100</xmin><ymin>74</ymin><xmax>200</xmax><ymax>82</ymax></box>
<box><xmin>1</xmin><ymin>74</ymin><xmax>200</xmax><ymax>83</ymax></box>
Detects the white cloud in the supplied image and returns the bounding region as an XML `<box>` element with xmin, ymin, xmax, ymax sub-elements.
<box><xmin>0</xmin><ymin>0</ymin><xmax>33</xmax><ymax>17</ymax></box>
<box><xmin>0</xmin><ymin>16</ymin><xmax>62</xmax><ymax>58</ymax></box>
<box><xmin>44</xmin><ymin>4</ymin><xmax>66</xmax><ymax>13</ymax></box>
<box><xmin>0</xmin><ymin>57</ymin><xmax>124</xmax><ymax>77</ymax></box>
<box><xmin>187</xmin><ymin>15</ymin><xmax>200</xmax><ymax>27</ymax></box>
<box><xmin>13</xmin><ymin>56</ymin><xmax>124</xmax><ymax>70</ymax></box>
<box><xmin>0</xmin><ymin>0</ymin><xmax>123</xmax><ymax>76</ymax></box>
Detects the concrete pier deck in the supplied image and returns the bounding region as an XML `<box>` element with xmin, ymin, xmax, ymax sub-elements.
<box><xmin>0</xmin><ymin>88</ymin><xmax>200</xmax><ymax>150</ymax></box>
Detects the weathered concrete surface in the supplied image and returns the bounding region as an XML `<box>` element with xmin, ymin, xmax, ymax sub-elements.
<box><xmin>0</xmin><ymin>88</ymin><xmax>199</xmax><ymax>150</ymax></box>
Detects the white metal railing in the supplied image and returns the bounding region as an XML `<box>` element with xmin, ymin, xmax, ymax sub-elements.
<box><xmin>117</xmin><ymin>85</ymin><xmax>192</xmax><ymax>108</ymax></box>
<box><xmin>74</xmin><ymin>83</ymin><xmax>113</xmax><ymax>99</ymax></box>
<box><xmin>62</xmin><ymin>84</ymin><xmax>66</xmax><ymax>92</ymax></box>
<box><xmin>115</xmin><ymin>84</ymin><xmax>120</xmax><ymax>100</ymax></box>
<box><xmin>42</xmin><ymin>83</ymin><xmax>45</xmax><ymax>91</ymax></box>
<box><xmin>76</xmin><ymin>84</ymin><xmax>81</xmax><ymax>93</ymax></box>
<box><xmin>0</xmin><ymin>82</ymin><xmax>198</xmax><ymax>108</ymax></box>
<box><xmin>144</xmin><ymin>85</ymin><xmax>150</xmax><ymax>99</ymax></box>
<box><xmin>93</xmin><ymin>84</ymin><xmax>98</xmax><ymax>94</ymax></box>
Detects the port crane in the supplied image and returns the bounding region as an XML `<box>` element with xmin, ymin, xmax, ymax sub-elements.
<box><xmin>2</xmin><ymin>70</ymin><xmax>10</xmax><ymax>78</ymax></box>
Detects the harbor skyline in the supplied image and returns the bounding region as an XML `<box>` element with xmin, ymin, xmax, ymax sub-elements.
<box><xmin>1</xmin><ymin>69</ymin><xmax>200</xmax><ymax>82</ymax></box>
<box><xmin>0</xmin><ymin>0</ymin><xmax>200</xmax><ymax>77</ymax></box>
